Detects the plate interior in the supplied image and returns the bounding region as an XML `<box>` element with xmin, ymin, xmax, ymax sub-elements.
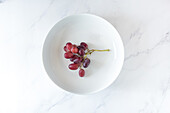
<box><xmin>43</xmin><ymin>14</ymin><xmax>124</xmax><ymax>94</ymax></box>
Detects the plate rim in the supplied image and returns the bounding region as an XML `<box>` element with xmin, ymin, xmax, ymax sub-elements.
<box><xmin>42</xmin><ymin>13</ymin><xmax>124</xmax><ymax>95</ymax></box>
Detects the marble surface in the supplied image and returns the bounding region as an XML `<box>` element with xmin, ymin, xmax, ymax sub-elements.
<box><xmin>1</xmin><ymin>0</ymin><xmax>170</xmax><ymax>113</ymax></box>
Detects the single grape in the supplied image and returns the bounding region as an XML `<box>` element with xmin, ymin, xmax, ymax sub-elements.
<box><xmin>78</xmin><ymin>48</ymin><xmax>85</xmax><ymax>56</ymax></box>
<box><xmin>64</xmin><ymin>46</ymin><xmax>68</xmax><ymax>52</ymax></box>
<box><xmin>70</xmin><ymin>55</ymin><xmax>78</xmax><ymax>62</ymax></box>
<box><xmin>83</xmin><ymin>58</ymin><xmax>90</xmax><ymax>68</ymax></box>
<box><xmin>77</xmin><ymin>45</ymin><xmax>86</xmax><ymax>50</ymax></box>
<box><xmin>80</xmin><ymin>42</ymin><xmax>88</xmax><ymax>49</ymax></box>
<box><xmin>73</xmin><ymin>57</ymin><xmax>83</xmax><ymax>64</ymax></box>
<box><xmin>68</xmin><ymin>63</ymin><xmax>79</xmax><ymax>70</ymax></box>
<box><xmin>79</xmin><ymin>69</ymin><xmax>85</xmax><ymax>77</ymax></box>
<box><xmin>64</xmin><ymin>51</ymin><xmax>73</xmax><ymax>59</ymax></box>
<box><xmin>71</xmin><ymin>45</ymin><xmax>78</xmax><ymax>53</ymax></box>
<box><xmin>66</xmin><ymin>42</ymin><xmax>72</xmax><ymax>51</ymax></box>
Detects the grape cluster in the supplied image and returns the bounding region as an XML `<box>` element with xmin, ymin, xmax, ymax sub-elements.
<box><xmin>64</xmin><ymin>42</ymin><xmax>90</xmax><ymax>77</ymax></box>
<box><xmin>64</xmin><ymin>42</ymin><xmax>110</xmax><ymax>77</ymax></box>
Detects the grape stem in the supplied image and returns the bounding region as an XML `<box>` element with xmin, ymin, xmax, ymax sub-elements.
<box><xmin>85</xmin><ymin>49</ymin><xmax>110</xmax><ymax>55</ymax></box>
<box><xmin>91</xmin><ymin>49</ymin><xmax>110</xmax><ymax>52</ymax></box>
<box><xmin>79</xmin><ymin>63</ymin><xmax>83</xmax><ymax>69</ymax></box>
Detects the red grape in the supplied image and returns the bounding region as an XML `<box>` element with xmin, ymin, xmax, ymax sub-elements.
<box><xmin>83</xmin><ymin>58</ymin><xmax>90</xmax><ymax>68</ymax></box>
<box><xmin>70</xmin><ymin>55</ymin><xmax>78</xmax><ymax>62</ymax></box>
<box><xmin>64</xmin><ymin>46</ymin><xmax>68</xmax><ymax>52</ymax></box>
<box><xmin>77</xmin><ymin>45</ymin><xmax>86</xmax><ymax>50</ymax></box>
<box><xmin>78</xmin><ymin>48</ymin><xmax>85</xmax><ymax>56</ymax></box>
<box><xmin>73</xmin><ymin>57</ymin><xmax>83</xmax><ymax>64</ymax></box>
<box><xmin>64</xmin><ymin>51</ymin><xmax>73</xmax><ymax>59</ymax></box>
<box><xmin>71</xmin><ymin>45</ymin><xmax>78</xmax><ymax>53</ymax></box>
<box><xmin>68</xmin><ymin>63</ymin><xmax>79</xmax><ymax>70</ymax></box>
<box><xmin>80</xmin><ymin>42</ymin><xmax>88</xmax><ymax>49</ymax></box>
<box><xmin>79</xmin><ymin>69</ymin><xmax>85</xmax><ymax>77</ymax></box>
<box><xmin>66</xmin><ymin>42</ymin><xmax>72</xmax><ymax>51</ymax></box>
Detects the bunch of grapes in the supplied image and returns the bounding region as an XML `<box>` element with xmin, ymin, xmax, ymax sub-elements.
<box><xmin>64</xmin><ymin>42</ymin><xmax>110</xmax><ymax>77</ymax></box>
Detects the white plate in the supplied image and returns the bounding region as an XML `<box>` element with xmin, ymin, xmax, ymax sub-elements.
<box><xmin>43</xmin><ymin>14</ymin><xmax>124</xmax><ymax>94</ymax></box>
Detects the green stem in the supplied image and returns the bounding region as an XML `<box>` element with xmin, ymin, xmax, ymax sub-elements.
<box><xmin>92</xmin><ymin>49</ymin><xmax>110</xmax><ymax>52</ymax></box>
<box><xmin>83</xmin><ymin>54</ymin><xmax>88</xmax><ymax>59</ymax></box>
<box><xmin>79</xmin><ymin>63</ymin><xmax>82</xmax><ymax>69</ymax></box>
<box><xmin>85</xmin><ymin>52</ymin><xmax>91</xmax><ymax>55</ymax></box>
<box><xmin>85</xmin><ymin>49</ymin><xmax>110</xmax><ymax>55</ymax></box>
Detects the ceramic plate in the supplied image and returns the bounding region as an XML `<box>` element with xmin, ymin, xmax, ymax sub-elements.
<box><xmin>43</xmin><ymin>14</ymin><xmax>124</xmax><ymax>94</ymax></box>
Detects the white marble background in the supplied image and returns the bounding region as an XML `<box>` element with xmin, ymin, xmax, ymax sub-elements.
<box><xmin>1</xmin><ymin>0</ymin><xmax>170</xmax><ymax>113</ymax></box>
